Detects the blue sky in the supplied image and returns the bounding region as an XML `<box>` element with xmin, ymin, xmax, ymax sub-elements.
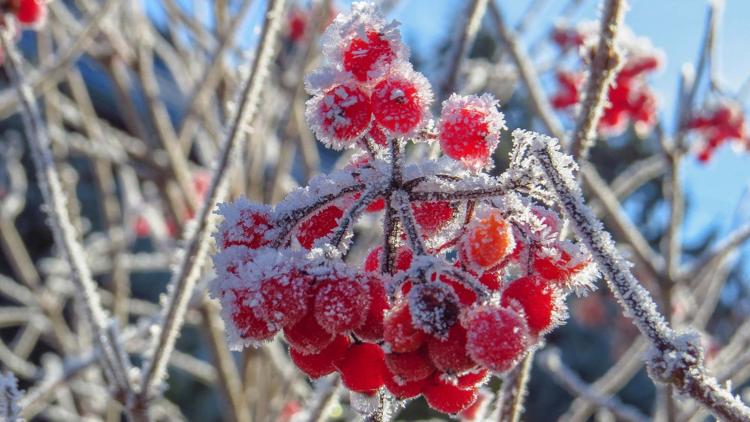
<box><xmin>154</xmin><ymin>0</ymin><xmax>750</xmax><ymax>267</ymax></box>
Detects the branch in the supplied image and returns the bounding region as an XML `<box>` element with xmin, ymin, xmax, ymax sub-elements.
<box><xmin>138</xmin><ymin>0</ymin><xmax>288</xmax><ymax>404</ymax></box>
<box><xmin>569</xmin><ymin>0</ymin><xmax>626</xmax><ymax>160</ymax></box>
<box><xmin>493</xmin><ymin>351</ymin><xmax>533</xmax><ymax>422</ymax></box>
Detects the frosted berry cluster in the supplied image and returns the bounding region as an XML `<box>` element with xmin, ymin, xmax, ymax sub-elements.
<box><xmin>210</xmin><ymin>3</ymin><xmax>596</xmax><ymax>417</ymax></box>
<box><xmin>551</xmin><ymin>22</ymin><xmax>663</xmax><ymax>137</ymax></box>
<box><xmin>687</xmin><ymin>100</ymin><xmax>748</xmax><ymax>163</ymax></box>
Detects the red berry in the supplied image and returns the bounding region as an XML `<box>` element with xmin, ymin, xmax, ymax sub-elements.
<box><xmin>314</xmin><ymin>275</ymin><xmax>369</xmax><ymax>334</ymax></box>
<box><xmin>367</xmin><ymin>125</ymin><xmax>388</xmax><ymax>147</ymax></box>
<box><xmin>371</xmin><ymin>69</ymin><xmax>431</xmax><ymax>135</ymax></box>
<box><xmin>383</xmin><ymin>367</ymin><xmax>428</xmax><ymax>399</ymax></box>
<box><xmin>284</xmin><ymin>311</ymin><xmax>335</xmax><ymax>355</ymax></box>
<box><xmin>335</xmin><ymin>343</ymin><xmax>386</xmax><ymax>393</ymax></box>
<box><xmin>289</xmin><ymin>335</ymin><xmax>351</xmax><ymax>378</ymax></box>
<box><xmin>456</xmin><ymin>368</ymin><xmax>489</xmax><ymax>389</ymax></box>
<box><xmin>501</xmin><ymin>276</ymin><xmax>557</xmax><ymax>335</ymax></box>
<box><xmin>15</xmin><ymin>0</ymin><xmax>45</xmax><ymax>26</ymax></box>
<box><xmin>307</xmin><ymin>84</ymin><xmax>372</xmax><ymax>149</ymax></box>
<box><xmin>407</xmin><ymin>282</ymin><xmax>460</xmax><ymax>338</ymax></box>
<box><xmin>354</xmin><ymin>274</ymin><xmax>390</xmax><ymax>341</ymax></box>
<box><xmin>343</xmin><ymin>31</ymin><xmax>397</xmax><ymax>82</ymax></box>
<box><xmin>287</xmin><ymin>7</ymin><xmax>308</xmax><ymax>42</ymax></box>
<box><xmin>296</xmin><ymin>205</ymin><xmax>344</xmax><ymax>249</ymax></box>
<box><xmin>458</xmin><ymin>389</ymin><xmax>490</xmax><ymax>421</ymax></box>
<box><xmin>463</xmin><ymin>210</ymin><xmax>515</xmax><ymax>270</ymax></box>
<box><xmin>532</xmin><ymin>242</ymin><xmax>591</xmax><ymax>286</ymax></box>
<box><xmin>427</xmin><ymin>324</ymin><xmax>476</xmax><ymax>374</ymax></box>
<box><xmin>436</xmin><ymin>273</ymin><xmax>477</xmax><ymax>306</ymax></box>
<box><xmin>227</xmin><ymin>288</ymin><xmax>278</xmax><ymax>342</ymax></box>
<box><xmin>384</xmin><ymin>347</ymin><xmax>435</xmax><ymax>382</ymax></box>
<box><xmin>438</xmin><ymin>94</ymin><xmax>505</xmax><ymax>170</ymax></box>
<box><xmin>260</xmin><ymin>271</ymin><xmax>311</xmax><ymax>328</ymax></box>
<box><xmin>423</xmin><ymin>375</ymin><xmax>478</xmax><ymax>414</ymax></box>
<box><xmin>218</xmin><ymin>200</ymin><xmax>273</xmax><ymax>250</ymax></box>
<box><xmin>478</xmin><ymin>271</ymin><xmax>502</xmax><ymax>292</ymax></box>
<box><xmin>363</xmin><ymin>246</ymin><xmax>413</xmax><ymax>273</ymax></box>
<box><xmin>383</xmin><ymin>302</ymin><xmax>426</xmax><ymax>353</ymax></box>
<box><xmin>464</xmin><ymin>306</ymin><xmax>529</xmax><ymax>373</ymax></box>
<box><xmin>412</xmin><ymin>201</ymin><xmax>454</xmax><ymax>236</ymax></box>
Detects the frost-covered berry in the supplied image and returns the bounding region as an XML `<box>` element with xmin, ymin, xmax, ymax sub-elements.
<box><xmin>436</xmin><ymin>273</ymin><xmax>477</xmax><ymax>306</ymax></box>
<box><xmin>306</xmin><ymin>84</ymin><xmax>372</xmax><ymax>149</ymax></box>
<box><xmin>217</xmin><ymin>199</ymin><xmax>274</xmax><ymax>250</ymax></box>
<box><xmin>354</xmin><ymin>274</ymin><xmax>390</xmax><ymax>341</ymax></box>
<box><xmin>407</xmin><ymin>282</ymin><xmax>460</xmax><ymax>338</ymax></box>
<box><xmin>438</xmin><ymin>94</ymin><xmax>506</xmax><ymax>171</ymax></box>
<box><xmin>14</xmin><ymin>0</ymin><xmax>46</xmax><ymax>27</ymax></box>
<box><xmin>363</xmin><ymin>245</ymin><xmax>413</xmax><ymax>273</ymax></box>
<box><xmin>464</xmin><ymin>306</ymin><xmax>529</xmax><ymax>373</ymax></box>
<box><xmin>423</xmin><ymin>375</ymin><xmax>478</xmax><ymax>414</ymax></box>
<box><xmin>463</xmin><ymin>209</ymin><xmax>515</xmax><ymax>270</ymax></box>
<box><xmin>383</xmin><ymin>367</ymin><xmax>428</xmax><ymax>399</ymax></box>
<box><xmin>412</xmin><ymin>201</ymin><xmax>455</xmax><ymax>237</ymax></box>
<box><xmin>260</xmin><ymin>271</ymin><xmax>311</xmax><ymax>329</ymax></box>
<box><xmin>371</xmin><ymin>66</ymin><xmax>432</xmax><ymax>135</ymax></box>
<box><xmin>343</xmin><ymin>31</ymin><xmax>397</xmax><ymax>82</ymax></box>
<box><xmin>532</xmin><ymin>241</ymin><xmax>593</xmax><ymax>287</ymax></box>
<box><xmin>335</xmin><ymin>342</ymin><xmax>387</xmax><ymax>393</ymax></box>
<box><xmin>456</xmin><ymin>368</ymin><xmax>489</xmax><ymax>389</ymax></box>
<box><xmin>385</xmin><ymin>347</ymin><xmax>435</xmax><ymax>382</ymax></box>
<box><xmin>225</xmin><ymin>288</ymin><xmax>278</xmax><ymax>343</ymax></box>
<box><xmin>427</xmin><ymin>324</ymin><xmax>476</xmax><ymax>374</ymax></box>
<box><xmin>501</xmin><ymin>276</ymin><xmax>558</xmax><ymax>335</ymax></box>
<box><xmin>314</xmin><ymin>275</ymin><xmax>369</xmax><ymax>334</ymax></box>
<box><xmin>295</xmin><ymin>205</ymin><xmax>344</xmax><ymax>249</ymax></box>
<box><xmin>284</xmin><ymin>311</ymin><xmax>335</xmax><ymax>355</ymax></box>
<box><xmin>384</xmin><ymin>302</ymin><xmax>427</xmax><ymax>353</ymax></box>
<box><xmin>289</xmin><ymin>335</ymin><xmax>351</xmax><ymax>378</ymax></box>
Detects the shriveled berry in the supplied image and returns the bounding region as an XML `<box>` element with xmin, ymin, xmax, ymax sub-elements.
<box><xmin>427</xmin><ymin>324</ymin><xmax>476</xmax><ymax>374</ymax></box>
<box><xmin>438</xmin><ymin>94</ymin><xmax>505</xmax><ymax>171</ymax></box>
<box><xmin>412</xmin><ymin>201</ymin><xmax>454</xmax><ymax>236</ymax></box>
<box><xmin>296</xmin><ymin>205</ymin><xmax>344</xmax><ymax>249</ymax></box>
<box><xmin>343</xmin><ymin>31</ymin><xmax>396</xmax><ymax>82</ymax></box>
<box><xmin>354</xmin><ymin>274</ymin><xmax>390</xmax><ymax>341</ymax></box>
<box><xmin>284</xmin><ymin>311</ymin><xmax>335</xmax><ymax>355</ymax></box>
<box><xmin>335</xmin><ymin>343</ymin><xmax>386</xmax><ymax>393</ymax></box>
<box><xmin>314</xmin><ymin>276</ymin><xmax>369</xmax><ymax>334</ymax></box>
<box><xmin>408</xmin><ymin>282</ymin><xmax>460</xmax><ymax>338</ymax></box>
<box><xmin>501</xmin><ymin>276</ymin><xmax>556</xmax><ymax>335</ymax></box>
<box><xmin>383</xmin><ymin>367</ymin><xmax>428</xmax><ymax>399</ymax></box>
<box><xmin>423</xmin><ymin>375</ymin><xmax>478</xmax><ymax>414</ymax></box>
<box><xmin>464</xmin><ymin>210</ymin><xmax>515</xmax><ymax>270</ymax></box>
<box><xmin>384</xmin><ymin>347</ymin><xmax>435</xmax><ymax>382</ymax></box>
<box><xmin>464</xmin><ymin>306</ymin><xmax>529</xmax><ymax>373</ymax></box>
<box><xmin>289</xmin><ymin>335</ymin><xmax>351</xmax><ymax>378</ymax></box>
<box><xmin>384</xmin><ymin>302</ymin><xmax>426</xmax><ymax>353</ymax></box>
<box><xmin>307</xmin><ymin>84</ymin><xmax>372</xmax><ymax>149</ymax></box>
<box><xmin>371</xmin><ymin>69</ymin><xmax>431</xmax><ymax>135</ymax></box>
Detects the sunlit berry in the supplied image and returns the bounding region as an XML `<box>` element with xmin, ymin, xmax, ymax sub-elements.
<box><xmin>463</xmin><ymin>209</ymin><xmax>515</xmax><ymax>270</ymax></box>
<box><xmin>306</xmin><ymin>84</ymin><xmax>372</xmax><ymax>149</ymax></box>
<box><xmin>217</xmin><ymin>200</ymin><xmax>274</xmax><ymax>250</ymax></box>
<box><xmin>464</xmin><ymin>306</ymin><xmax>529</xmax><ymax>373</ymax></box>
<box><xmin>455</xmin><ymin>368</ymin><xmax>489</xmax><ymax>389</ymax></box>
<box><xmin>532</xmin><ymin>241</ymin><xmax>592</xmax><ymax>287</ymax></box>
<box><xmin>412</xmin><ymin>201</ymin><xmax>455</xmax><ymax>236</ymax></box>
<box><xmin>289</xmin><ymin>335</ymin><xmax>351</xmax><ymax>378</ymax></box>
<box><xmin>226</xmin><ymin>288</ymin><xmax>278</xmax><ymax>342</ymax></box>
<box><xmin>343</xmin><ymin>30</ymin><xmax>397</xmax><ymax>82</ymax></box>
<box><xmin>438</xmin><ymin>94</ymin><xmax>506</xmax><ymax>171</ymax></box>
<box><xmin>260</xmin><ymin>271</ymin><xmax>311</xmax><ymax>328</ymax></box>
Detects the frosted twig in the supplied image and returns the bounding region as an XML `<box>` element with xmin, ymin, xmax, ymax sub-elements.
<box><xmin>304</xmin><ymin>376</ymin><xmax>341</xmax><ymax>422</ymax></box>
<box><xmin>438</xmin><ymin>0</ymin><xmax>489</xmax><ymax>98</ymax></box>
<box><xmin>538</xmin><ymin>349</ymin><xmax>649</xmax><ymax>422</ymax></box>
<box><xmin>0</xmin><ymin>26</ymin><xmax>133</xmax><ymax>404</ymax></box>
<box><xmin>525</xmin><ymin>130</ymin><xmax>750</xmax><ymax>421</ymax></box>
<box><xmin>493</xmin><ymin>351</ymin><xmax>533</xmax><ymax>422</ymax></box>
<box><xmin>569</xmin><ymin>0</ymin><xmax>627</xmax><ymax>161</ymax></box>
<box><xmin>138</xmin><ymin>0</ymin><xmax>288</xmax><ymax>407</ymax></box>
<box><xmin>681</xmin><ymin>223</ymin><xmax>750</xmax><ymax>283</ymax></box>
<box><xmin>0</xmin><ymin>371</ymin><xmax>23</xmax><ymax>422</ymax></box>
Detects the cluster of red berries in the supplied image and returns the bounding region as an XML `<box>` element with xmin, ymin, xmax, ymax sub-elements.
<box><xmin>3</xmin><ymin>0</ymin><xmax>46</xmax><ymax>28</ymax></box>
<box><xmin>210</xmin><ymin>3</ymin><xmax>596</xmax><ymax>417</ymax></box>
<box><xmin>687</xmin><ymin>101</ymin><xmax>748</xmax><ymax>163</ymax></box>
<box><xmin>550</xmin><ymin>23</ymin><xmax>662</xmax><ymax>137</ymax></box>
